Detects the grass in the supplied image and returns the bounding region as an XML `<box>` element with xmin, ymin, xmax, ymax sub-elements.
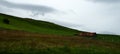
<box><xmin>0</xmin><ymin>13</ymin><xmax>120</xmax><ymax>54</ymax></box>
<box><xmin>0</xmin><ymin>46</ymin><xmax>119</xmax><ymax>54</ymax></box>
<box><xmin>96</xmin><ymin>34</ymin><xmax>120</xmax><ymax>43</ymax></box>
<box><xmin>0</xmin><ymin>30</ymin><xmax>119</xmax><ymax>54</ymax></box>
<box><xmin>0</xmin><ymin>13</ymin><xmax>79</xmax><ymax>36</ymax></box>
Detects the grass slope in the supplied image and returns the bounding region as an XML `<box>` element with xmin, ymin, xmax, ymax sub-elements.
<box><xmin>0</xmin><ymin>30</ymin><xmax>119</xmax><ymax>54</ymax></box>
<box><xmin>0</xmin><ymin>13</ymin><xmax>79</xmax><ymax>36</ymax></box>
<box><xmin>0</xmin><ymin>13</ymin><xmax>120</xmax><ymax>54</ymax></box>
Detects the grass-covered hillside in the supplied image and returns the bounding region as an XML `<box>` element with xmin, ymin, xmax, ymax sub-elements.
<box><xmin>0</xmin><ymin>13</ymin><xmax>120</xmax><ymax>54</ymax></box>
<box><xmin>0</xmin><ymin>13</ymin><xmax>79</xmax><ymax>36</ymax></box>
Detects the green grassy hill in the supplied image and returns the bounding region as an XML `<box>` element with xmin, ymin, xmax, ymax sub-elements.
<box><xmin>0</xmin><ymin>13</ymin><xmax>120</xmax><ymax>54</ymax></box>
<box><xmin>0</xmin><ymin>13</ymin><xmax>80</xmax><ymax>36</ymax></box>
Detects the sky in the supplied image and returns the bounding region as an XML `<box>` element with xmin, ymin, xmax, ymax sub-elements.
<box><xmin>0</xmin><ymin>0</ymin><xmax>120</xmax><ymax>35</ymax></box>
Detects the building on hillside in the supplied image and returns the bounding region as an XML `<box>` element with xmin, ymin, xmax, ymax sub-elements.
<box><xmin>75</xmin><ymin>32</ymin><xmax>97</xmax><ymax>37</ymax></box>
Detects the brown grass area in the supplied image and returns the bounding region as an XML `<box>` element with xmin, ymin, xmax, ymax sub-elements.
<box><xmin>0</xmin><ymin>30</ymin><xmax>119</xmax><ymax>50</ymax></box>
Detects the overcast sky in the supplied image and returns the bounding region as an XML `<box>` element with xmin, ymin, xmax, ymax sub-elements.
<box><xmin>0</xmin><ymin>0</ymin><xmax>120</xmax><ymax>35</ymax></box>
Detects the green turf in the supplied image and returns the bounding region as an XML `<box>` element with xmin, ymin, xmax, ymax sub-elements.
<box><xmin>96</xmin><ymin>34</ymin><xmax>120</xmax><ymax>43</ymax></box>
<box><xmin>0</xmin><ymin>13</ymin><xmax>80</xmax><ymax>36</ymax></box>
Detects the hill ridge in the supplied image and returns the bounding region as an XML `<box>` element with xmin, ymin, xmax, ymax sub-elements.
<box><xmin>0</xmin><ymin>13</ymin><xmax>80</xmax><ymax>36</ymax></box>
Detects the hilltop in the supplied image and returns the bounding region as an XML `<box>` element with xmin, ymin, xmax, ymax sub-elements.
<box><xmin>0</xmin><ymin>13</ymin><xmax>80</xmax><ymax>36</ymax></box>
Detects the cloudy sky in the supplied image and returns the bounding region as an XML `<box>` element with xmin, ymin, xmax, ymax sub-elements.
<box><xmin>0</xmin><ymin>0</ymin><xmax>120</xmax><ymax>35</ymax></box>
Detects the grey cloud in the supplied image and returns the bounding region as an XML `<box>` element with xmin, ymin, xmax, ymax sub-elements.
<box><xmin>88</xmin><ymin>0</ymin><xmax>120</xmax><ymax>3</ymax></box>
<box><xmin>0</xmin><ymin>0</ymin><xmax>56</xmax><ymax>15</ymax></box>
<box><xmin>0</xmin><ymin>5</ymin><xmax>12</xmax><ymax>13</ymax></box>
<box><xmin>47</xmin><ymin>19</ymin><xmax>83</xmax><ymax>28</ymax></box>
<box><xmin>99</xmin><ymin>31</ymin><xmax>117</xmax><ymax>35</ymax></box>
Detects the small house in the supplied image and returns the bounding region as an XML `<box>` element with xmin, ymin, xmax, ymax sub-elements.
<box><xmin>75</xmin><ymin>32</ymin><xmax>97</xmax><ymax>37</ymax></box>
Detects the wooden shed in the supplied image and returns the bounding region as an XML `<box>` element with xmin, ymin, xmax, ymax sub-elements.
<box><xmin>75</xmin><ymin>32</ymin><xmax>97</xmax><ymax>37</ymax></box>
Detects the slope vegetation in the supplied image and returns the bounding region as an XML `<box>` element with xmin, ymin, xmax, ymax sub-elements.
<box><xmin>0</xmin><ymin>13</ymin><xmax>120</xmax><ymax>54</ymax></box>
<box><xmin>0</xmin><ymin>30</ymin><xmax>119</xmax><ymax>54</ymax></box>
<box><xmin>0</xmin><ymin>13</ymin><xmax>79</xmax><ymax>36</ymax></box>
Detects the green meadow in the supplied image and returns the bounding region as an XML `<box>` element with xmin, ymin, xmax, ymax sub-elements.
<box><xmin>0</xmin><ymin>13</ymin><xmax>120</xmax><ymax>54</ymax></box>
